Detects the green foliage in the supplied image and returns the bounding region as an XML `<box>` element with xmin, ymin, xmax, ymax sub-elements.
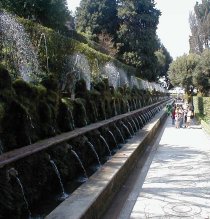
<box><xmin>13</xmin><ymin>79</ymin><xmax>37</xmax><ymax>99</ymax></box>
<box><xmin>193</xmin><ymin>49</ymin><xmax>210</xmax><ymax>94</ymax></box>
<box><xmin>41</xmin><ymin>74</ymin><xmax>59</xmax><ymax>92</ymax></box>
<box><xmin>193</xmin><ymin>96</ymin><xmax>210</xmax><ymax>125</ymax></box>
<box><xmin>75</xmin><ymin>79</ymin><xmax>87</xmax><ymax>95</ymax></box>
<box><xmin>155</xmin><ymin>44</ymin><xmax>173</xmax><ymax>78</ymax></box>
<box><xmin>73</xmin><ymin>98</ymin><xmax>88</xmax><ymax>127</ymax></box>
<box><xmin>57</xmin><ymin>98</ymin><xmax>74</xmax><ymax>132</ymax></box>
<box><xmin>2</xmin><ymin>100</ymin><xmax>31</xmax><ymax>150</ymax></box>
<box><xmin>189</xmin><ymin>1</ymin><xmax>210</xmax><ymax>54</ymax></box>
<box><xmin>75</xmin><ymin>0</ymin><xmax>119</xmax><ymax>40</ymax></box>
<box><xmin>1</xmin><ymin>0</ymin><xmax>71</xmax><ymax>33</ymax></box>
<box><xmin>168</xmin><ymin>53</ymin><xmax>200</xmax><ymax>93</ymax></box>
<box><xmin>168</xmin><ymin>50</ymin><xmax>210</xmax><ymax>95</ymax></box>
<box><xmin>117</xmin><ymin>0</ymin><xmax>161</xmax><ymax>80</ymax></box>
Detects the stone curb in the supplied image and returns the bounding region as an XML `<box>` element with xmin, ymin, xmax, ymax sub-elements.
<box><xmin>46</xmin><ymin>110</ymin><xmax>167</xmax><ymax>219</ymax></box>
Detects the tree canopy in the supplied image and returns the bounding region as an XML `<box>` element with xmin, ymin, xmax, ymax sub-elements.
<box><xmin>168</xmin><ymin>54</ymin><xmax>200</xmax><ymax>94</ymax></box>
<box><xmin>167</xmin><ymin>51</ymin><xmax>210</xmax><ymax>95</ymax></box>
<box><xmin>0</xmin><ymin>0</ymin><xmax>71</xmax><ymax>32</ymax></box>
<box><xmin>116</xmin><ymin>0</ymin><xmax>161</xmax><ymax>81</ymax></box>
<box><xmin>75</xmin><ymin>0</ymin><xmax>119</xmax><ymax>40</ymax></box>
<box><xmin>1</xmin><ymin>0</ymin><xmax>172</xmax><ymax>83</ymax></box>
<box><xmin>75</xmin><ymin>0</ymin><xmax>170</xmax><ymax>82</ymax></box>
<box><xmin>189</xmin><ymin>0</ymin><xmax>210</xmax><ymax>54</ymax></box>
<box><xmin>193</xmin><ymin>49</ymin><xmax>210</xmax><ymax>94</ymax></box>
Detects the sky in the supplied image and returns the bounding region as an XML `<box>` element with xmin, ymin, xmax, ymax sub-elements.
<box><xmin>67</xmin><ymin>0</ymin><xmax>201</xmax><ymax>60</ymax></box>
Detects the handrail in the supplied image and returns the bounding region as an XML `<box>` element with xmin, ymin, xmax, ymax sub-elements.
<box><xmin>0</xmin><ymin>99</ymin><xmax>170</xmax><ymax>168</ymax></box>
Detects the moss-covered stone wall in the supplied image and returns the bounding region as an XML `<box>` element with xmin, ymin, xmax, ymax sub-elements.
<box><xmin>19</xmin><ymin>18</ymin><xmax>136</xmax><ymax>83</ymax></box>
<box><xmin>0</xmin><ymin>66</ymin><xmax>166</xmax><ymax>154</ymax></box>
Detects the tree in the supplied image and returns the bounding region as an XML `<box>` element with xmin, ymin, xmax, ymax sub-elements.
<box><xmin>193</xmin><ymin>49</ymin><xmax>210</xmax><ymax>94</ymax></box>
<box><xmin>189</xmin><ymin>12</ymin><xmax>203</xmax><ymax>54</ymax></box>
<box><xmin>75</xmin><ymin>0</ymin><xmax>119</xmax><ymax>40</ymax></box>
<box><xmin>168</xmin><ymin>53</ymin><xmax>200</xmax><ymax>94</ymax></box>
<box><xmin>155</xmin><ymin>44</ymin><xmax>173</xmax><ymax>89</ymax></box>
<box><xmin>116</xmin><ymin>0</ymin><xmax>160</xmax><ymax>81</ymax></box>
<box><xmin>189</xmin><ymin>0</ymin><xmax>210</xmax><ymax>54</ymax></box>
<box><xmin>0</xmin><ymin>0</ymin><xmax>71</xmax><ymax>32</ymax></box>
<box><xmin>155</xmin><ymin>44</ymin><xmax>172</xmax><ymax>77</ymax></box>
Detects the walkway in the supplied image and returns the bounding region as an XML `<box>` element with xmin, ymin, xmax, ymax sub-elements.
<box><xmin>105</xmin><ymin>117</ymin><xmax>210</xmax><ymax>219</ymax></box>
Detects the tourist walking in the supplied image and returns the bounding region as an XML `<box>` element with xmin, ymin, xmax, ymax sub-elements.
<box><xmin>186</xmin><ymin>107</ymin><xmax>193</xmax><ymax>128</ymax></box>
<box><xmin>175</xmin><ymin>108</ymin><xmax>181</xmax><ymax>128</ymax></box>
<box><xmin>171</xmin><ymin>105</ymin><xmax>176</xmax><ymax>125</ymax></box>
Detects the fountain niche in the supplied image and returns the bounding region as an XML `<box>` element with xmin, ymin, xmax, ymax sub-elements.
<box><xmin>0</xmin><ymin>67</ymin><xmax>168</xmax><ymax>218</ymax></box>
<box><xmin>0</xmin><ymin>94</ymin><xmax>166</xmax><ymax>218</ymax></box>
<box><xmin>0</xmin><ymin>10</ymin><xmax>169</xmax><ymax>219</ymax></box>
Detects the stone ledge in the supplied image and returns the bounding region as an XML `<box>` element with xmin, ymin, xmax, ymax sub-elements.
<box><xmin>0</xmin><ymin>100</ymin><xmax>168</xmax><ymax>168</ymax></box>
<box><xmin>45</xmin><ymin>110</ymin><xmax>167</xmax><ymax>219</ymax></box>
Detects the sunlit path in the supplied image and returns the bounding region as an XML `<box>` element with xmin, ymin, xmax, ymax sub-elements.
<box><xmin>119</xmin><ymin>117</ymin><xmax>210</xmax><ymax>218</ymax></box>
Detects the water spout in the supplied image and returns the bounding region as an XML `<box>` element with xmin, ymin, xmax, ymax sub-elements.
<box><xmin>0</xmin><ymin>11</ymin><xmax>41</xmax><ymax>82</ymax></box>
<box><xmin>86</xmin><ymin>141</ymin><xmax>101</xmax><ymax>166</ymax></box>
<box><xmin>99</xmin><ymin>135</ymin><xmax>112</xmax><ymax>157</ymax></box>
<box><xmin>127</xmin><ymin>120</ymin><xmax>135</xmax><ymax>135</ymax></box>
<box><xmin>134</xmin><ymin>117</ymin><xmax>141</xmax><ymax>130</ymax></box>
<box><xmin>8</xmin><ymin>168</ymin><xmax>31</xmax><ymax>217</ymax></box>
<box><xmin>137</xmin><ymin>115</ymin><xmax>144</xmax><ymax>127</ymax></box>
<box><xmin>70</xmin><ymin>53</ymin><xmax>91</xmax><ymax>90</ymax></box>
<box><xmin>114</xmin><ymin>124</ymin><xmax>125</xmax><ymax>143</ymax></box>
<box><xmin>131</xmin><ymin>118</ymin><xmax>138</xmax><ymax>132</ymax></box>
<box><xmin>121</xmin><ymin>121</ymin><xmax>132</xmax><ymax>137</ymax></box>
<box><xmin>27</xmin><ymin>114</ymin><xmax>35</xmax><ymax>129</ymax></box>
<box><xmin>50</xmin><ymin>160</ymin><xmax>68</xmax><ymax>201</ymax></box>
<box><xmin>71</xmin><ymin>149</ymin><xmax>88</xmax><ymax>180</ymax></box>
<box><xmin>108</xmin><ymin>130</ymin><xmax>118</xmax><ymax>148</ymax></box>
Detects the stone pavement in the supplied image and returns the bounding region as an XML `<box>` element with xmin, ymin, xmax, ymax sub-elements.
<box><xmin>118</xmin><ymin>117</ymin><xmax>210</xmax><ymax>219</ymax></box>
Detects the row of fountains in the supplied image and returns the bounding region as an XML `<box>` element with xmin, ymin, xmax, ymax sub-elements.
<box><xmin>0</xmin><ymin>102</ymin><xmax>165</xmax><ymax>219</ymax></box>
<box><xmin>0</xmin><ymin>10</ymin><xmax>166</xmax><ymax>92</ymax></box>
<box><xmin>0</xmin><ymin>9</ymin><xmax>169</xmax><ymax>219</ymax></box>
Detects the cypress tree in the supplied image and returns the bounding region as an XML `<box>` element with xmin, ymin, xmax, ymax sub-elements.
<box><xmin>75</xmin><ymin>0</ymin><xmax>119</xmax><ymax>40</ymax></box>
<box><xmin>117</xmin><ymin>0</ymin><xmax>160</xmax><ymax>80</ymax></box>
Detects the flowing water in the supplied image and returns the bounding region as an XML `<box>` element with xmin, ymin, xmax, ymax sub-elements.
<box><xmin>131</xmin><ymin>118</ymin><xmax>138</xmax><ymax>132</ymax></box>
<box><xmin>8</xmin><ymin>168</ymin><xmax>31</xmax><ymax>218</ymax></box>
<box><xmin>127</xmin><ymin>121</ymin><xmax>135</xmax><ymax>135</ymax></box>
<box><xmin>50</xmin><ymin>160</ymin><xmax>68</xmax><ymax>201</ymax></box>
<box><xmin>138</xmin><ymin>115</ymin><xmax>144</xmax><ymax>126</ymax></box>
<box><xmin>0</xmin><ymin>11</ymin><xmax>41</xmax><ymax>82</ymax></box>
<box><xmin>114</xmin><ymin>124</ymin><xmax>125</xmax><ymax>143</ymax></box>
<box><xmin>121</xmin><ymin>121</ymin><xmax>132</xmax><ymax>137</ymax></box>
<box><xmin>102</xmin><ymin>62</ymin><xmax>120</xmax><ymax>89</ymax></box>
<box><xmin>71</xmin><ymin>149</ymin><xmax>88</xmax><ymax>180</ymax></box>
<box><xmin>86</xmin><ymin>141</ymin><xmax>101</xmax><ymax>166</ymax></box>
<box><xmin>134</xmin><ymin>117</ymin><xmax>141</xmax><ymax>130</ymax></box>
<box><xmin>108</xmin><ymin>130</ymin><xmax>118</xmax><ymax>148</ymax></box>
<box><xmin>16</xmin><ymin>177</ymin><xmax>31</xmax><ymax>217</ymax></box>
<box><xmin>99</xmin><ymin>135</ymin><xmax>112</xmax><ymax>157</ymax></box>
<box><xmin>70</xmin><ymin>53</ymin><xmax>91</xmax><ymax>90</ymax></box>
